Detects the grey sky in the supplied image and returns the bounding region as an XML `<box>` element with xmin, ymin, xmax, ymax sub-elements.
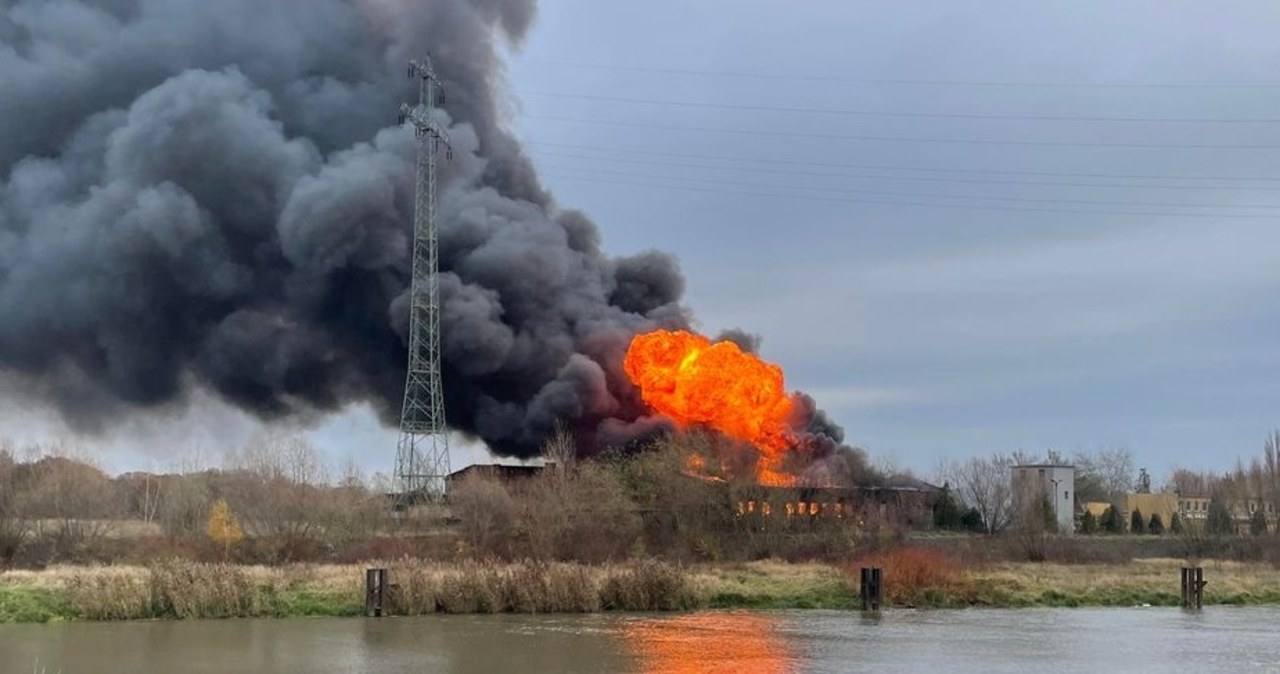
<box><xmin>502</xmin><ymin>0</ymin><xmax>1280</xmax><ymax>476</ymax></box>
<box><xmin>6</xmin><ymin>0</ymin><xmax>1280</xmax><ymax>480</ymax></box>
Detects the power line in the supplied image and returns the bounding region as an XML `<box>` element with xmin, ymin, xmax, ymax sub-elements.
<box><xmin>520</xmin><ymin>90</ymin><xmax>1280</xmax><ymax>124</ymax></box>
<box><xmin>526</xmin><ymin>114</ymin><xmax>1280</xmax><ymax>149</ymax></box>
<box><xmin>533</xmin><ymin>148</ymin><xmax>1280</xmax><ymax>192</ymax></box>
<box><xmin>524</xmin><ymin>59</ymin><xmax>1280</xmax><ymax>90</ymax></box>
<box><xmin>537</xmin><ymin>162</ymin><xmax>1280</xmax><ymax>211</ymax></box>
<box><xmin>527</xmin><ymin>140</ymin><xmax>1280</xmax><ymax>182</ymax></box>
<box><xmin>539</xmin><ymin>170</ymin><xmax>1279</xmax><ymax>220</ymax></box>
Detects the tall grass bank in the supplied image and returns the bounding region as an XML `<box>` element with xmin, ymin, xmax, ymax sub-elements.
<box><xmin>7</xmin><ymin>555</ymin><xmax>1280</xmax><ymax>623</ymax></box>
<box><xmin>0</xmin><ymin>559</ymin><xmax>699</xmax><ymax>622</ymax></box>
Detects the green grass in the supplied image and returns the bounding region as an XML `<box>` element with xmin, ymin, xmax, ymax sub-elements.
<box><xmin>272</xmin><ymin>589</ymin><xmax>362</xmax><ymax>617</ymax></box>
<box><xmin>0</xmin><ymin>585</ymin><xmax>71</xmax><ymax>623</ymax></box>
<box><xmin>695</xmin><ymin>562</ymin><xmax>859</xmax><ymax>610</ymax></box>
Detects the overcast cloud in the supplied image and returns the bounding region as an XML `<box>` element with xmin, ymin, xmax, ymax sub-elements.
<box><xmin>507</xmin><ymin>0</ymin><xmax>1280</xmax><ymax>476</ymax></box>
<box><xmin>5</xmin><ymin>0</ymin><xmax>1280</xmax><ymax>479</ymax></box>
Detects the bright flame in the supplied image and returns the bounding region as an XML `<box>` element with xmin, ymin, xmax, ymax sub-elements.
<box><xmin>623</xmin><ymin>329</ymin><xmax>795</xmax><ymax>485</ymax></box>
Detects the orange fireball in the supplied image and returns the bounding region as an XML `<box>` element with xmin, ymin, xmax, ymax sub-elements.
<box><xmin>623</xmin><ymin>329</ymin><xmax>795</xmax><ymax>484</ymax></box>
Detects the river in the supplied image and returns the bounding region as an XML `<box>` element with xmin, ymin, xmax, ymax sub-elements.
<box><xmin>4</xmin><ymin>607</ymin><xmax>1280</xmax><ymax>673</ymax></box>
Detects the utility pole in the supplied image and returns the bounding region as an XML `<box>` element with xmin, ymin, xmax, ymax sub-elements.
<box><xmin>395</xmin><ymin>56</ymin><xmax>452</xmax><ymax>503</ymax></box>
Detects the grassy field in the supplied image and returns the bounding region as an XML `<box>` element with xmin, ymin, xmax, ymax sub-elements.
<box><xmin>967</xmin><ymin>558</ymin><xmax>1280</xmax><ymax>607</ymax></box>
<box><xmin>4</xmin><ymin>556</ymin><xmax>1280</xmax><ymax>623</ymax></box>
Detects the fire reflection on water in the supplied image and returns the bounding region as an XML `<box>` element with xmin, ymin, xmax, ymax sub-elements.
<box><xmin>618</xmin><ymin>612</ymin><xmax>795</xmax><ymax>674</ymax></box>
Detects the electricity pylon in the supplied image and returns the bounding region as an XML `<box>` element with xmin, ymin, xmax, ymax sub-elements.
<box><xmin>395</xmin><ymin>56</ymin><xmax>452</xmax><ymax>502</ymax></box>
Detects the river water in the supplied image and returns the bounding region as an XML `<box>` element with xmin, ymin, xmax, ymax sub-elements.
<box><xmin>4</xmin><ymin>607</ymin><xmax>1280</xmax><ymax>673</ymax></box>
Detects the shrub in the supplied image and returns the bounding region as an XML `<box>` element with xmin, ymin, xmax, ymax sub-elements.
<box><xmin>64</xmin><ymin>567</ymin><xmax>154</xmax><ymax>620</ymax></box>
<box><xmin>851</xmin><ymin>547</ymin><xmax>970</xmax><ymax>606</ymax></box>
<box><xmin>1130</xmin><ymin>509</ymin><xmax>1144</xmax><ymax>535</ymax></box>
<box><xmin>386</xmin><ymin>559</ymin><xmax>607</xmax><ymax>614</ymax></box>
<box><xmin>148</xmin><ymin>559</ymin><xmax>261</xmax><ymax>619</ymax></box>
<box><xmin>932</xmin><ymin>484</ymin><xmax>964</xmax><ymax>530</ymax></box>
<box><xmin>1208</xmin><ymin>501</ymin><xmax>1234</xmax><ymax>535</ymax></box>
<box><xmin>600</xmin><ymin>560</ymin><xmax>696</xmax><ymax>611</ymax></box>
<box><xmin>1101</xmin><ymin>507</ymin><xmax>1124</xmax><ymax>534</ymax></box>
<box><xmin>1251</xmin><ymin>509</ymin><xmax>1269</xmax><ymax>536</ymax></box>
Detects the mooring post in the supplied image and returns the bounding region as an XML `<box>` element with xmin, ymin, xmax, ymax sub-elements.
<box><xmin>1181</xmin><ymin>566</ymin><xmax>1205</xmax><ymax>609</ymax></box>
<box><xmin>366</xmin><ymin>568</ymin><xmax>389</xmax><ymax>617</ymax></box>
<box><xmin>860</xmin><ymin>566</ymin><xmax>883</xmax><ymax>611</ymax></box>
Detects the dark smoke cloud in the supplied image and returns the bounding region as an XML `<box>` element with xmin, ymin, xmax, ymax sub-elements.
<box><xmin>0</xmin><ymin>0</ymin><xmax>852</xmax><ymax>464</ymax></box>
<box><xmin>713</xmin><ymin>328</ymin><xmax>762</xmax><ymax>354</ymax></box>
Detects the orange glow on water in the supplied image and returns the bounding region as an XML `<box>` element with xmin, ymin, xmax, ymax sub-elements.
<box><xmin>619</xmin><ymin>613</ymin><xmax>794</xmax><ymax>674</ymax></box>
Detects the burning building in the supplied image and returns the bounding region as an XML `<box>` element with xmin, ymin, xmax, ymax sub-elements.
<box><xmin>624</xmin><ymin>329</ymin><xmax>871</xmax><ymax>489</ymax></box>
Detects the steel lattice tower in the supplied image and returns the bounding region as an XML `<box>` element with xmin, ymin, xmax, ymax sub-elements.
<box><xmin>396</xmin><ymin>57</ymin><xmax>452</xmax><ymax>501</ymax></box>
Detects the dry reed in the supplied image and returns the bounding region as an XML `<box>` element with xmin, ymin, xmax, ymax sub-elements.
<box><xmin>384</xmin><ymin>559</ymin><xmax>676</xmax><ymax>613</ymax></box>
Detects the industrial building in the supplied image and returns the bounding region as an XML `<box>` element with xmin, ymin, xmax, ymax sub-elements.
<box><xmin>1010</xmin><ymin>463</ymin><xmax>1075</xmax><ymax>533</ymax></box>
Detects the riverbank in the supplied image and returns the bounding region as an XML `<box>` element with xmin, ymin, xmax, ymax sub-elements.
<box><xmin>4</xmin><ymin>557</ymin><xmax>1280</xmax><ymax>622</ymax></box>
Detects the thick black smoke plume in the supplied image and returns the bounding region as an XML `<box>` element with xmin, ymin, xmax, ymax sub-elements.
<box><xmin>0</xmin><ymin>0</ymin><xmax>854</xmax><ymax>467</ymax></box>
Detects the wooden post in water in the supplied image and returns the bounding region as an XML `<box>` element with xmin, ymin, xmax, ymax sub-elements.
<box><xmin>366</xmin><ymin>568</ymin><xmax>389</xmax><ymax>617</ymax></box>
<box><xmin>1181</xmin><ymin>566</ymin><xmax>1205</xmax><ymax>609</ymax></box>
<box><xmin>860</xmin><ymin>567</ymin><xmax>884</xmax><ymax>611</ymax></box>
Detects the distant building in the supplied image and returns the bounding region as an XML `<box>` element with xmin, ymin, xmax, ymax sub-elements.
<box><xmin>732</xmin><ymin>478</ymin><xmax>942</xmax><ymax>530</ymax></box>
<box><xmin>1083</xmin><ymin>501</ymin><xmax>1111</xmax><ymax>520</ymax></box>
<box><xmin>447</xmin><ymin>462</ymin><xmax>551</xmax><ymax>485</ymax></box>
<box><xmin>1176</xmin><ymin>495</ymin><xmax>1211</xmax><ymax>524</ymax></box>
<box><xmin>1122</xmin><ymin>492</ymin><xmax>1177</xmax><ymax>532</ymax></box>
<box><xmin>1011</xmin><ymin>464</ymin><xmax>1074</xmax><ymax>533</ymax></box>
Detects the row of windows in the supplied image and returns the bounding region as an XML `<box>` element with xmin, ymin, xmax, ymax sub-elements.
<box><xmin>736</xmin><ymin>500</ymin><xmax>845</xmax><ymax>517</ymax></box>
<box><xmin>1177</xmin><ymin>500</ymin><xmax>1278</xmax><ymax>515</ymax></box>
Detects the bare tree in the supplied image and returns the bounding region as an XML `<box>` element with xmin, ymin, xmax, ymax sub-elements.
<box><xmin>941</xmin><ymin>453</ymin><xmax>1014</xmax><ymax>534</ymax></box>
<box><xmin>542</xmin><ymin>420</ymin><xmax>577</xmax><ymax>481</ymax></box>
<box><xmin>1072</xmin><ymin>447</ymin><xmax>1135</xmax><ymax>502</ymax></box>
<box><xmin>0</xmin><ymin>444</ymin><xmax>28</xmax><ymax>567</ymax></box>
<box><xmin>1259</xmin><ymin>431</ymin><xmax>1280</xmax><ymax>520</ymax></box>
<box><xmin>1166</xmin><ymin>467</ymin><xmax>1218</xmax><ymax>498</ymax></box>
<box><xmin>450</xmin><ymin>473</ymin><xmax>518</xmax><ymax>556</ymax></box>
<box><xmin>224</xmin><ymin>433</ymin><xmax>329</xmax><ymax>557</ymax></box>
<box><xmin>19</xmin><ymin>447</ymin><xmax>117</xmax><ymax>554</ymax></box>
